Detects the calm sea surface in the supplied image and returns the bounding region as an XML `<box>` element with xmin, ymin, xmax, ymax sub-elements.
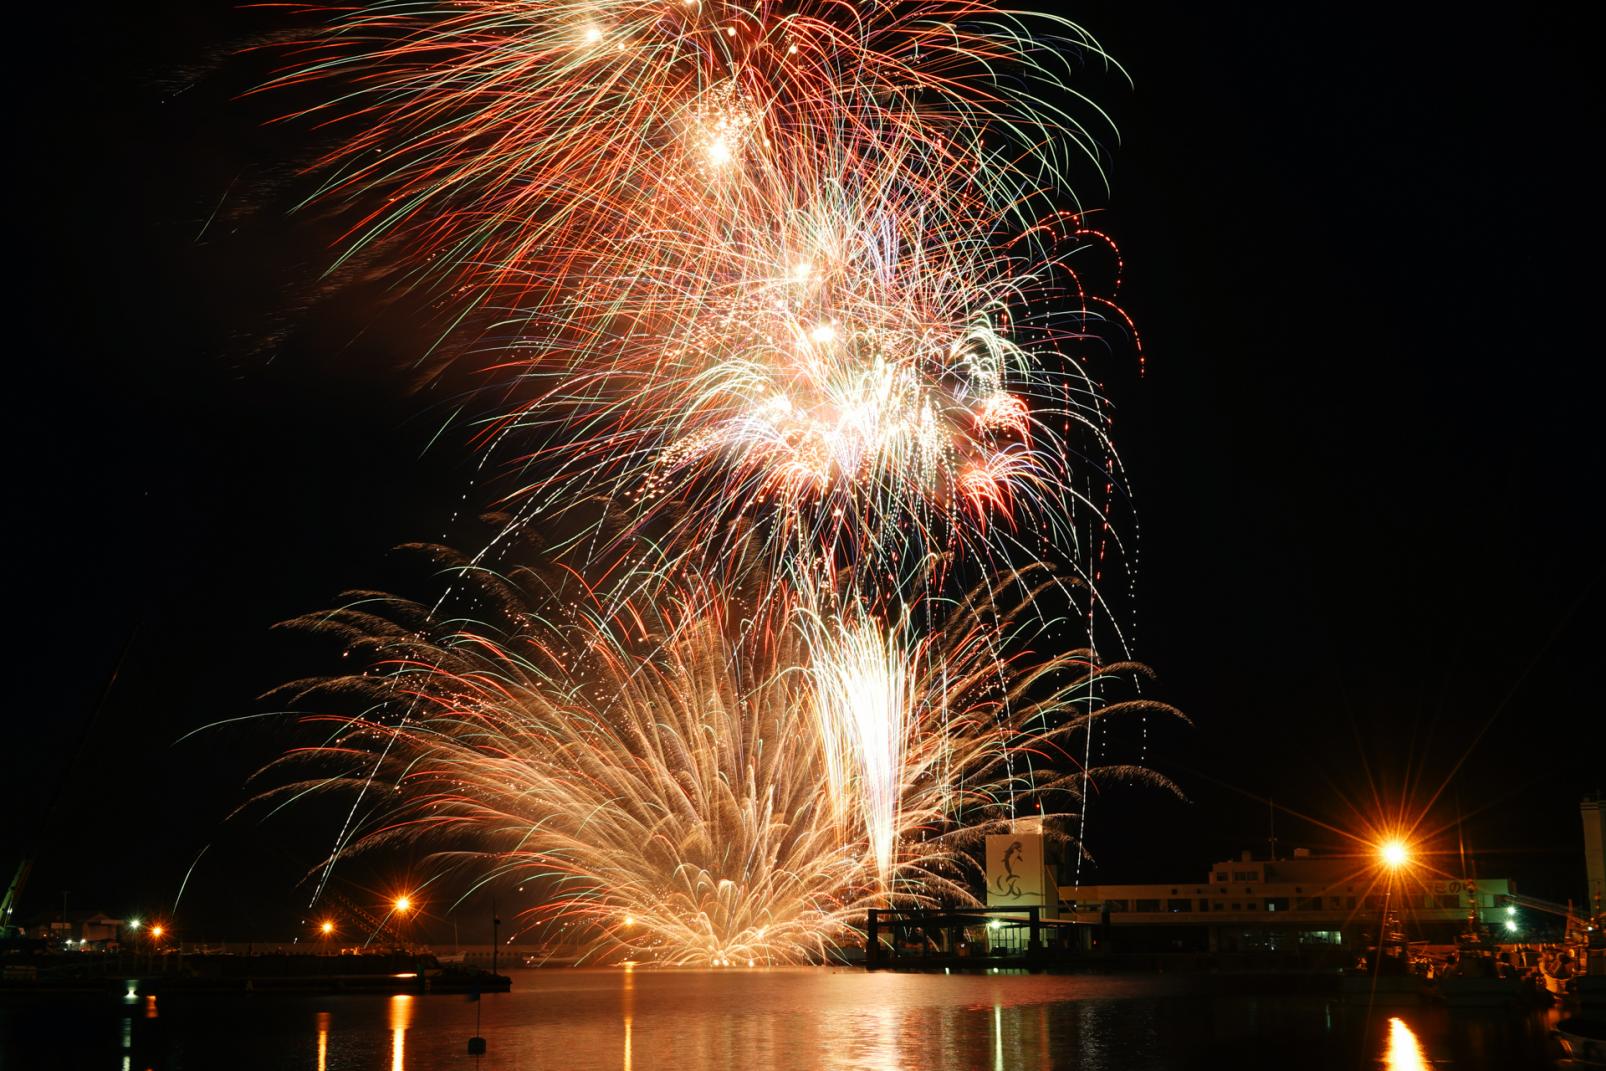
<box><xmin>0</xmin><ymin>967</ymin><xmax>1565</xmax><ymax>1070</ymax></box>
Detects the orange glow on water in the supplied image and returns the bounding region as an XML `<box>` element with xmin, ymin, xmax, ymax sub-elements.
<box><xmin>1384</xmin><ymin>1017</ymin><xmax>1428</xmax><ymax>1071</ymax></box>
<box><xmin>389</xmin><ymin>994</ymin><xmax>413</xmax><ymax>1071</ymax></box>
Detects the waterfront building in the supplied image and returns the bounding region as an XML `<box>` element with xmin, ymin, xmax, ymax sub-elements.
<box><xmin>23</xmin><ymin>910</ymin><xmax>126</xmax><ymax>947</ymax></box>
<box><xmin>1583</xmin><ymin>795</ymin><xmax>1605</xmax><ymax>919</ymax></box>
<box><xmin>1057</xmin><ymin>849</ymin><xmax>1515</xmax><ymax>953</ymax></box>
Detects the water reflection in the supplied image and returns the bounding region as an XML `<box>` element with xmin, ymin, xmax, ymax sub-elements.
<box><xmin>1</xmin><ymin>968</ymin><xmax>1565</xmax><ymax>1071</ymax></box>
<box><xmin>621</xmin><ymin>963</ymin><xmax>635</xmax><ymax>1071</ymax></box>
<box><xmin>1384</xmin><ymin>1017</ymin><xmax>1428</xmax><ymax>1071</ymax></box>
<box><xmin>315</xmin><ymin>1010</ymin><xmax>330</xmax><ymax>1071</ymax></box>
<box><xmin>389</xmin><ymin>994</ymin><xmax>412</xmax><ymax>1071</ymax></box>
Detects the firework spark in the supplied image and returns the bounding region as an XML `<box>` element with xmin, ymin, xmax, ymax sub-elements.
<box><xmin>245</xmin><ymin>0</ymin><xmax>1167</xmax><ymax>957</ymax></box>
<box><xmin>263</xmin><ymin>555</ymin><xmax>1176</xmax><ymax>964</ymax></box>
<box><xmin>260</xmin><ymin>0</ymin><xmax>1138</xmax><ymax>605</ymax></box>
<box><xmin>261</xmin><ymin>0</ymin><xmax>1120</xmax><ymax>306</ymax></box>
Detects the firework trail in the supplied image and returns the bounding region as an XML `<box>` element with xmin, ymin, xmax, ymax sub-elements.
<box><xmin>257</xmin><ymin>0</ymin><xmax>1138</xmax><ymax>599</ymax></box>
<box><xmin>264</xmin><ymin>551</ymin><xmax>1176</xmax><ymax>964</ymax></box>
<box><xmin>485</xmin><ymin>192</ymin><xmax>1136</xmax><ymax>607</ymax></box>
<box><xmin>245</xmin><ymin>0</ymin><xmax>1165</xmax><ymax>957</ymax></box>
<box><xmin>260</xmin><ymin>0</ymin><xmax>1120</xmax><ymax>306</ymax></box>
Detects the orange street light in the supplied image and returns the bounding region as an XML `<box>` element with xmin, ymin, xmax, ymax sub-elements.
<box><xmin>320</xmin><ymin>920</ymin><xmax>335</xmax><ymax>936</ymax></box>
<box><xmin>1379</xmin><ymin>838</ymin><xmax>1411</xmax><ymax>870</ymax></box>
<box><xmin>150</xmin><ymin>924</ymin><xmax>165</xmax><ymax>940</ymax></box>
<box><xmin>394</xmin><ymin>896</ymin><xmax>412</xmax><ymax>914</ymax></box>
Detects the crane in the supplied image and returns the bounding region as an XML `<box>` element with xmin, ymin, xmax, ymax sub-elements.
<box><xmin>1</xmin><ymin>859</ymin><xmax>34</xmax><ymax>939</ymax></box>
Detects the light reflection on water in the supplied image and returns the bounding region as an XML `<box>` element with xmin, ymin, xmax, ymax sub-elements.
<box><xmin>388</xmin><ymin>993</ymin><xmax>411</xmax><ymax>1071</ymax></box>
<box><xmin>0</xmin><ymin>967</ymin><xmax>1562</xmax><ymax>1070</ymax></box>
<box><xmin>620</xmin><ymin>962</ymin><xmax>633</xmax><ymax>1071</ymax></box>
<box><xmin>1385</xmin><ymin>1017</ymin><xmax>1429</xmax><ymax>1071</ymax></box>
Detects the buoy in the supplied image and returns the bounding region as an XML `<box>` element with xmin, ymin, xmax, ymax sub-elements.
<box><xmin>467</xmin><ymin>1036</ymin><xmax>487</xmax><ymax>1055</ymax></box>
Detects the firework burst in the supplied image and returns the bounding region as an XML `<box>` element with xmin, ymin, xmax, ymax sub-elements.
<box><xmin>260</xmin><ymin>0</ymin><xmax>1138</xmax><ymax>605</ymax></box>
<box><xmin>260</xmin><ymin>0</ymin><xmax>1120</xmax><ymax>306</ymax></box>
<box><xmin>245</xmin><ymin>0</ymin><xmax>1170</xmax><ymax>955</ymax></box>
<box><xmin>262</xmin><ymin>554</ymin><xmax>1176</xmax><ymax>963</ymax></box>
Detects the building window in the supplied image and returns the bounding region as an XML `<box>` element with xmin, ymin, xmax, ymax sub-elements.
<box><xmin>1266</xmin><ymin>897</ymin><xmax>1289</xmax><ymax>912</ymax></box>
<box><xmin>1231</xmin><ymin>903</ymin><xmax>1241</xmax><ymax>911</ymax></box>
<box><xmin>1215</xmin><ymin>872</ymin><xmax>1228</xmax><ymax>882</ymax></box>
<box><xmin>1199</xmin><ymin>900</ymin><xmax>1211</xmax><ymax>912</ymax></box>
<box><xmin>1134</xmin><ymin>899</ymin><xmax>1161</xmax><ymax>912</ymax></box>
<box><xmin>1105</xmin><ymin>900</ymin><xmax>1128</xmax><ymax>912</ymax></box>
<box><xmin>1436</xmin><ymin>894</ymin><xmax>1460</xmax><ymax>909</ymax></box>
<box><xmin>1346</xmin><ymin>897</ymin><xmax>1357</xmax><ymax>909</ymax></box>
<box><xmin>1167</xmin><ymin>899</ymin><xmax>1192</xmax><ymax>912</ymax></box>
<box><xmin>1296</xmin><ymin>897</ymin><xmax>1322</xmax><ymax>911</ymax></box>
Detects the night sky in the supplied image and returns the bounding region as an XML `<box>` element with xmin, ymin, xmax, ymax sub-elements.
<box><xmin>9</xmin><ymin>2</ymin><xmax>1602</xmax><ymax>941</ymax></box>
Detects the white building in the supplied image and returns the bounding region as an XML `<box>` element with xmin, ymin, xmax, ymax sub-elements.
<box><xmin>1058</xmin><ymin>849</ymin><xmax>1515</xmax><ymax>953</ymax></box>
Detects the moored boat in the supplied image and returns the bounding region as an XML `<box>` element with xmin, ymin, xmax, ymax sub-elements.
<box><xmin>1553</xmin><ymin>1017</ymin><xmax>1606</xmax><ymax>1067</ymax></box>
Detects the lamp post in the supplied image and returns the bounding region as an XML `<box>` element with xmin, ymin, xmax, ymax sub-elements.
<box><xmin>394</xmin><ymin>896</ymin><xmax>412</xmax><ymax>952</ymax></box>
<box><xmin>1375</xmin><ymin>837</ymin><xmax>1412</xmax><ymax>957</ymax></box>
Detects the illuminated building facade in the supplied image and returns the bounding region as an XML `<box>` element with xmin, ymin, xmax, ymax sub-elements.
<box><xmin>1057</xmin><ymin>850</ymin><xmax>1516</xmax><ymax>953</ymax></box>
<box><xmin>1583</xmin><ymin>796</ymin><xmax>1605</xmax><ymax>919</ymax></box>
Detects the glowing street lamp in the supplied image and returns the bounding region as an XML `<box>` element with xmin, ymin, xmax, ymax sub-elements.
<box><xmin>392</xmin><ymin>895</ymin><xmax>415</xmax><ymax>952</ymax></box>
<box><xmin>320</xmin><ymin>920</ymin><xmax>335</xmax><ymax>937</ymax></box>
<box><xmin>1378</xmin><ymin>839</ymin><xmax>1411</xmax><ymax>871</ymax></box>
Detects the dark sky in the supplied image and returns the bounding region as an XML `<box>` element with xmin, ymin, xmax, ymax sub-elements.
<box><xmin>9</xmin><ymin>2</ymin><xmax>1602</xmax><ymax>941</ymax></box>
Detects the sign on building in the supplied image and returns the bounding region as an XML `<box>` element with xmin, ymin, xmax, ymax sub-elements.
<box><xmin>985</xmin><ymin>832</ymin><xmax>1052</xmax><ymax>913</ymax></box>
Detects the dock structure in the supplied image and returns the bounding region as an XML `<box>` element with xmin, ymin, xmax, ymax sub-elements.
<box><xmin>865</xmin><ymin>907</ymin><xmax>1074</xmax><ymax>971</ymax></box>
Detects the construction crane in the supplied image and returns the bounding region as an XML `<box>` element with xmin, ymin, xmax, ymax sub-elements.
<box><xmin>314</xmin><ymin>884</ymin><xmax>407</xmax><ymax>948</ymax></box>
<box><xmin>1</xmin><ymin>859</ymin><xmax>34</xmax><ymax>940</ymax></box>
<box><xmin>5</xmin><ymin>629</ymin><xmax>136</xmax><ymax>947</ymax></box>
<box><xmin>1497</xmin><ymin>891</ymin><xmax>1599</xmax><ymax>937</ymax></box>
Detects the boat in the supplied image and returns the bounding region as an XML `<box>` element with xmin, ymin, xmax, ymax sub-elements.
<box><xmin>1553</xmin><ymin>1017</ymin><xmax>1606</xmax><ymax>1067</ymax></box>
<box><xmin>1434</xmin><ymin>921</ymin><xmax>1522</xmax><ymax>1006</ymax></box>
<box><xmin>1341</xmin><ymin>918</ymin><xmax>1427</xmax><ymax>1004</ymax></box>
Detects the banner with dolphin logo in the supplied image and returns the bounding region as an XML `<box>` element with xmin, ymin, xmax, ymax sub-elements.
<box><xmin>985</xmin><ymin>833</ymin><xmax>1046</xmax><ymax>908</ymax></box>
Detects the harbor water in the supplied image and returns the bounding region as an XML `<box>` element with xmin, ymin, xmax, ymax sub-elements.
<box><xmin>0</xmin><ymin>967</ymin><xmax>1563</xmax><ymax>1069</ymax></box>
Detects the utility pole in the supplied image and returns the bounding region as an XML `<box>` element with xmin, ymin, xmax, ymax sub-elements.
<box><xmin>491</xmin><ymin>898</ymin><xmax>500</xmax><ymax>977</ymax></box>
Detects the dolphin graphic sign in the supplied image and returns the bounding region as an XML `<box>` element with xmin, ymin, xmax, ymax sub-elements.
<box><xmin>985</xmin><ymin>833</ymin><xmax>1046</xmax><ymax>908</ymax></box>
